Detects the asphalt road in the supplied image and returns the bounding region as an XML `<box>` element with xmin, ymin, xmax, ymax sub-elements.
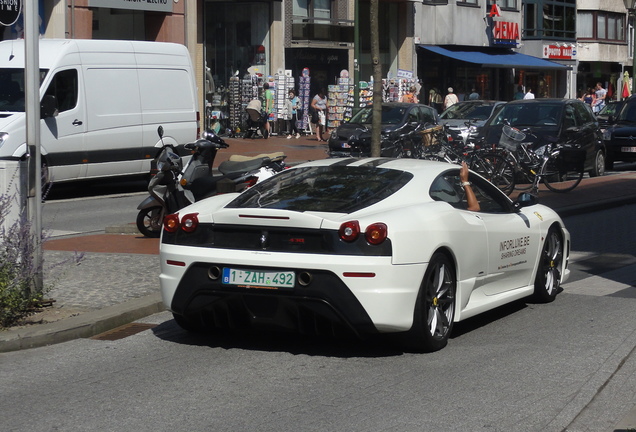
<box><xmin>3</xmin><ymin>202</ymin><xmax>635</xmax><ymax>432</ymax></box>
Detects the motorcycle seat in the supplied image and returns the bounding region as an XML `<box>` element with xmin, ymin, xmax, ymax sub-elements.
<box><xmin>218</xmin><ymin>157</ymin><xmax>270</xmax><ymax>175</ymax></box>
<box><xmin>229</xmin><ymin>152</ymin><xmax>286</xmax><ymax>163</ymax></box>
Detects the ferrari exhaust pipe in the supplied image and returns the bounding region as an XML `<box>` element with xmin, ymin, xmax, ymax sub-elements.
<box><xmin>298</xmin><ymin>271</ymin><xmax>312</xmax><ymax>286</ymax></box>
<box><xmin>208</xmin><ymin>266</ymin><xmax>222</xmax><ymax>280</ymax></box>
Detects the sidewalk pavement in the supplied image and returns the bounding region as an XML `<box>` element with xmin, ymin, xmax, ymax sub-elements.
<box><xmin>1</xmin><ymin>133</ymin><xmax>636</xmax><ymax>428</ymax></box>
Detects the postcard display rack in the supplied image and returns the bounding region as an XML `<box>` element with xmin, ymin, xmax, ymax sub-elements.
<box><xmin>227</xmin><ymin>75</ymin><xmax>263</xmax><ymax>131</ymax></box>
<box><xmin>354</xmin><ymin>78</ymin><xmax>419</xmax><ymax>106</ymax></box>
<box><xmin>327</xmin><ymin>80</ymin><xmax>354</xmax><ymax>129</ymax></box>
<box><xmin>274</xmin><ymin>73</ymin><xmax>296</xmax><ymax>134</ymax></box>
<box><xmin>297</xmin><ymin>68</ymin><xmax>311</xmax><ymax>132</ymax></box>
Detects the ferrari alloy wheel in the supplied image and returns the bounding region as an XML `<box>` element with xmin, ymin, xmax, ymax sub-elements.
<box><xmin>403</xmin><ymin>252</ymin><xmax>456</xmax><ymax>352</ymax></box>
<box><xmin>533</xmin><ymin>226</ymin><xmax>563</xmax><ymax>303</ymax></box>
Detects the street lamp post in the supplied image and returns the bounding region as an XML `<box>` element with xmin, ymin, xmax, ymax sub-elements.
<box><xmin>625</xmin><ymin>0</ymin><xmax>636</xmax><ymax>94</ymax></box>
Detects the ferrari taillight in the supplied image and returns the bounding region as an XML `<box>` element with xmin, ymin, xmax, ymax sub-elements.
<box><xmin>180</xmin><ymin>213</ymin><xmax>199</xmax><ymax>232</ymax></box>
<box><xmin>365</xmin><ymin>223</ymin><xmax>388</xmax><ymax>245</ymax></box>
<box><xmin>339</xmin><ymin>220</ymin><xmax>360</xmax><ymax>242</ymax></box>
<box><xmin>164</xmin><ymin>213</ymin><xmax>180</xmax><ymax>233</ymax></box>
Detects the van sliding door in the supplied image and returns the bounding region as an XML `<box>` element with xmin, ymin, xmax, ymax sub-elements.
<box><xmin>83</xmin><ymin>66</ymin><xmax>143</xmax><ymax>179</ymax></box>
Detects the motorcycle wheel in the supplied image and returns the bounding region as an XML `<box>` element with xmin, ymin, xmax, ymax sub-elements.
<box><xmin>136</xmin><ymin>206</ymin><xmax>164</xmax><ymax>238</ymax></box>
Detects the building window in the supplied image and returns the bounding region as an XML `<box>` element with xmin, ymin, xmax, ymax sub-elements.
<box><xmin>457</xmin><ymin>0</ymin><xmax>478</xmax><ymax>5</ymax></box>
<box><xmin>499</xmin><ymin>0</ymin><xmax>517</xmax><ymax>10</ymax></box>
<box><xmin>293</xmin><ymin>0</ymin><xmax>332</xmax><ymax>22</ymax></box>
<box><xmin>578</xmin><ymin>11</ymin><xmax>625</xmax><ymax>42</ymax></box>
<box><xmin>524</xmin><ymin>0</ymin><xmax>576</xmax><ymax>40</ymax></box>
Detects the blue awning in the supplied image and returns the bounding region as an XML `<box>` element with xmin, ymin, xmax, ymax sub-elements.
<box><xmin>419</xmin><ymin>45</ymin><xmax>570</xmax><ymax>70</ymax></box>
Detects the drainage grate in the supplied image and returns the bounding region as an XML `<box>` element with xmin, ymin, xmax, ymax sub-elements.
<box><xmin>91</xmin><ymin>323</ymin><xmax>158</xmax><ymax>341</ymax></box>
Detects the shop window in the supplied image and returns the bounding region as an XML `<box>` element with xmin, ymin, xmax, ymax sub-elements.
<box><xmin>524</xmin><ymin>0</ymin><xmax>576</xmax><ymax>40</ymax></box>
<box><xmin>578</xmin><ymin>11</ymin><xmax>625</xmax><ymax>42</ymax></box>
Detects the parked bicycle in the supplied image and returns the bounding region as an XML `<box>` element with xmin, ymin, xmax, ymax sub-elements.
<box><xmin>494</xmin><ymin>124</ymin><xmax>585</xmax><ymax>195</ymax></box>
<box><xmin>422</xmin><ymin>126</ymin><xmax>516</xmax><ymax>195</ymax></box>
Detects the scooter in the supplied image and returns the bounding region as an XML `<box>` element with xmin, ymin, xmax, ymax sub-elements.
<box><xmin>136</xmin><ymin>126</ymin><xmax>286</xmax><ymax>238</ymax></box>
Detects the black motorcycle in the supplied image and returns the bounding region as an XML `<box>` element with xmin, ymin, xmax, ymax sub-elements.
<box><xmin>136</xmin><ymin>127</ymin><xmax>285</xmax><ymax>237</ymax></box>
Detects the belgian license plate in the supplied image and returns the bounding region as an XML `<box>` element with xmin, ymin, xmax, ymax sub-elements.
<box><xmin>222</xmin><ymin>268</ymin><xmax>295</xmax><ymax>289</ymax></box>
<box><xmin>621</xmin><ymin>146</ymin><xmax>636</xmax><ymax>153</ymax></box>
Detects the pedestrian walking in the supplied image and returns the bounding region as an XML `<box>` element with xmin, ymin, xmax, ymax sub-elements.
<box><xmin>443</xmin><ymin>87</ymin><xmax>459</xmax><ymax>110</ymax></box>
<box><xmin>401</xmin><ymin>86</ymin><xmax>419</xmax><ymax>103</ymax></box>
<box><xmin>262</xmin><ymin>82</ymin><xmax>274</xmax><ymax>138</ymax></box>
<box><xmin>287</xmin><ymin>89</ymin><xmax>301</xmax><ymax>139</ymax></box>
<box><xmin>468</xmin><ymin>88</ymin><xmax>480</xmax><ymax>100</ymax></box>
<box><xmin>311</xmin><ymin>88</ymin><xmax>328</xmax><ymax>142</ymax></box>
<box><xmin>429</xmin><ymin>87</ymin><xmax>443</xmax><ymax>113</ymax></box>
<box><xmin>593</xmin><ymin>82</ymin><xmax>607</xmax><ymax>114</ymax></box>
<box><xmin>580</xmin><ymin>88</ymin><xmax>595</xmax><ymax>106</ymax></box>
<box><xmin>523</xmin><ymin>88</ymin><xmax>535</xmax><ymax>99</ymax></box>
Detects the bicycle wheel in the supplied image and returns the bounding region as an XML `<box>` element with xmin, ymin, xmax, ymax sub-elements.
<box><xmin>542</xmin><ymin>154</ymin><xmax>584</xmax><ymax>193</ymax></box>
<box><xmin>479</xmin><ymin>152</ymin><xmax>516</xmax><ymax>195</ymax></box>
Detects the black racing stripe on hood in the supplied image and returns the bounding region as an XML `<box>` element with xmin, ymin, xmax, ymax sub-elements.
<box><xmin>358</xmin><ymin>158</ymin><xmax>396</xmax><ymax>167</ymax></box>
<box><xmin>330</xmin><ymin>158</ymin><xmax>360</xmax><ymax>166</ymax></box>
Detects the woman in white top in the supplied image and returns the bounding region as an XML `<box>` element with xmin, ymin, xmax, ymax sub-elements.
<box><xmin>311</xmin><ymin>88</ymin><xmax>328</xmax><ymax>142</ymax></box>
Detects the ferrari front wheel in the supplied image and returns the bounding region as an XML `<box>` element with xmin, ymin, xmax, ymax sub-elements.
<box><xmin>402</xmin><ymin>252</ymin><xmax>456</xmax><ymax>352</ymax></box>
<box><xmin>533</xmin><ymin>226</ymin><xmax>563</xmax><ymax>303</ymax></box>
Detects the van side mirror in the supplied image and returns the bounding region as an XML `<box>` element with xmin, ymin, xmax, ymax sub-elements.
<box><xmin>40</xmin><ymin>95</ymin><xmax>58</xmax><ymax>119</ymax></box>
<box><xmin>157</xmin><ymin>125</ymin><xmax>164</xmax><ymax>139</ymax></box>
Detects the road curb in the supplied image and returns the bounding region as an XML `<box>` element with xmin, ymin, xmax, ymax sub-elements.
<box><xmin>0</xmin><ymin>293</ymin><xmax>164</xmax><ymax>353</ymax></box>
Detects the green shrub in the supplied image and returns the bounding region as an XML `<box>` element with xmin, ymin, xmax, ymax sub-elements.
<box><xmin>0</xmin><ymin>184</ymin><xmax>82</xmax><ymax>328</ymax></box>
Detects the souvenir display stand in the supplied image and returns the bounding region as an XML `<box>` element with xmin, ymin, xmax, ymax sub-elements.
<box><xmin>327</xmin><ymin>70</ymin><xmax>354</xmax><ymax>129</ymax></box>
<box><xmin>297</xmin><ymin>68</ymin><xmax>311</xmax><ymax>133</ymax></box>
<box><xmin>274</xmin><ymin>72</ymin><xmax>296</xmax><ymax>135</ymax></box>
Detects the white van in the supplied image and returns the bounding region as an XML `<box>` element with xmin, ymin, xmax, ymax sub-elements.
<box><xmin>0</xmin><ymin>39</ymin><xmax>199</xmax><ymax>183</ymax></box>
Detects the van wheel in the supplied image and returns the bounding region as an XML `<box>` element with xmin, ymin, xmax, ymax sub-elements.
<box><xmin>136</xmin><ymin>206</ymin><xmax>163</xmax><ymax>238</ymax></box>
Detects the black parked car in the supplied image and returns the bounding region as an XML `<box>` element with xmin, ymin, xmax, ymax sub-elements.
<box><xmin>439</xmin><ymin>100</ymin><xmax>505</xmax><ymax>144</ymax></box>
<box><xmin>601</xmin><ymin>95</ymin><xmax>636</xmax><ymax>169</ymax></box>
<box><xmin>596</xmin><ymin>100</ymin><xmax>625</xmax><ymax>131</ymax></box>
<box><xmin>473</xmin><ymin>98</ymin><xmax>606</xmax><ymax>177</ymax></box>
<box><xmin>327</xmin><ymin>103</ymin><xmax>439</xmax><ymax>158</ymax></box>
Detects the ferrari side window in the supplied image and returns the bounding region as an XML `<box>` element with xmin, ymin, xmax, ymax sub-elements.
<box><xmin>469</xmin><ymin>176</ymin><xmax>509</xmax><ymax>213</ymax></box>
<box><xmin>430</xmin><ymin>175</ymin><xmax>462</xmax><ymax>207</ymax></box>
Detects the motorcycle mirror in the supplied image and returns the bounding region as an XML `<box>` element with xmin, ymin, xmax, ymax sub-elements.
<box><xmin>157</xmin><ymin>126</ymin><xmax>164</xmax><ymax>139</ymax></box>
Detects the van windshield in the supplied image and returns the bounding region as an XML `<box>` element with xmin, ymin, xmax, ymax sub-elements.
<box><xmin>0</xmin><ymin>68</ymin><xmax>48</xmax><ymax>112</ymax></box>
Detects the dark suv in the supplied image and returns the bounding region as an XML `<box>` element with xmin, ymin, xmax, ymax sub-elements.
<box><xmin>601</xmin><ymin>95</ymin><xmax>636</xmax><ymax>169</ymax></box>
<box><xmin>473</xmin><ymin>98</ymin><xmax>606</xmax><ymax>177</ymax></box>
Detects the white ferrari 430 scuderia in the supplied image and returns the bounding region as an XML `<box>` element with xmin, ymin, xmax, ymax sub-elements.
<box><xmin>159</xmin><ymin>158</ymin><xmax>570</xmax><ymax>352</ymax></box>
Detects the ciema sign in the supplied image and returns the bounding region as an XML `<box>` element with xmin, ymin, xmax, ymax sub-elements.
<box><xmin>486</xmin><ymin>4</ymin><xmax>520</xmax><ymax>47</ymax></box>
<box><xmin>0</xmin><ymin>0</ymin><xmax>22</xmax><ymax>27</ymax></box>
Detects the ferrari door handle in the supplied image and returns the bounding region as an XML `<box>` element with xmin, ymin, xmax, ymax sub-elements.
<box><xmin>72</xmin><ymin>119</ymin><xmax>83</xmax><ymax>126</ymax></box>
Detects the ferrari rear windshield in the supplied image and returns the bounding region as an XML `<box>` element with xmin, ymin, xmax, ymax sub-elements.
<box><xmin>226</xmin><ymin>165</ymin><xmax>413</xmax><ymax>213</ymax></box>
